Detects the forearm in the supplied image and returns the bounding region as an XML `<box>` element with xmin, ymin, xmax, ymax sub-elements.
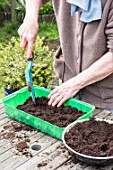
<box><xmin>73</xmin><ymin>52</ymin><xmax>113</xmax><ymax>90</ymax></box>
<box><xmin>25</xmin><ymin>0</ymin><xmax>42</xmax><ymax>22</ymax></box>
<box><xmin>48</xmin><ymin>52</ymin><xmax>113</xmax><ymax>107</ymax></box>
<box><xmin>18</xmin><ymin>0</ymin><xmax>44</xmax><ymax>56</ymax></box>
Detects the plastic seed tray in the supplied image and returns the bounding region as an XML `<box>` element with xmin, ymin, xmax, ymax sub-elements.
<box><xmin>2</xmin><ymin>86</ymin><xmax>95</xmax><ymax>140</ymax></box>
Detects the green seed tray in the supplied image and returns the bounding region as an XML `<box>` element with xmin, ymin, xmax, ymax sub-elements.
<box><xmin>2</xmin><ymin>86</ymin><xmax>95</xmax><ymax>140</ymax></box>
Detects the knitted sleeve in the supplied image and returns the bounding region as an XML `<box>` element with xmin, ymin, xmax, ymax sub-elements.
<box><xmin>105</xmin><ymin>2</ymin><xmax>113</xmax><ymax>52</ymax></box>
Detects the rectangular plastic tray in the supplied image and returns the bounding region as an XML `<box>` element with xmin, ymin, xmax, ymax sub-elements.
<box><xmin>2</xmin><ymin>86</ymin><xmax>95</xmax><ymax>140</ymax></box>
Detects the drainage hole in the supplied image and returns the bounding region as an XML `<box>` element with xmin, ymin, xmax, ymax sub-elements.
<box><xmin>31</xmin><ymin>144</ymin><xmax>42</xmax><ymax>151</ymax></box>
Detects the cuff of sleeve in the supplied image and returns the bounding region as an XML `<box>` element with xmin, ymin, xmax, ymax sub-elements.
<box><xmin>42</xmin><ymin>0</ymin><xmax>49</xmax><ymax>4</ymax></box>
<box><xmin>108</xmin><ymin>49</ymin><xmax>113</xmax><ymax>53</ymax></box>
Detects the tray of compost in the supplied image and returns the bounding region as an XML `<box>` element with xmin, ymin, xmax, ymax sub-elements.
<box><xmin>2</xmin><ymin>86</ymin><xmax>95</xmax><ymax>140</ymax></box>
<box><xmin>62</xmin><ymin>118</ymin><xmax>113</xmax><ymax>165</ymax></box>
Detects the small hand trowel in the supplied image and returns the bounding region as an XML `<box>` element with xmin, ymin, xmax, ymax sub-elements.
<box><xmin>25</xmin><ymin>45</ymin><xmax>36</xmax><ymax>106</ymax></box>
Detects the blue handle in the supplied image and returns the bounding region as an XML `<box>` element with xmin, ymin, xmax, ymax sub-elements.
<box><xmin>25</xmin><ymin>58</ymin><xmax>36</xmax><ymax>105</ymax></box>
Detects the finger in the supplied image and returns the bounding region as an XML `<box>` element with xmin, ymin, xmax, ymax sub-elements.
<box><xmin>48</xmin><ymin>87</ymin><xmax>59</xmax><ymax>99</ymax></box>
<box><xmin>18</xmin><ymin>27</ymin><xmax>22</xmax><ymax>37</ymax></box>
<box><xmin>20</xmin><ymin>36</ymin><xmax>22</xmax><ymax>40</ymax></box>
<box><xmin>48</xmin><ymin>92</ymin><xmax>60</xmax><ymax>106</ymax></box>
<box><xmin>57</xmin><ymin>97</ymin><xmax>69</xmax><ymax>107</ymax></box>
<box><xmin>18</xmin><ymin>24</ymin><xmax>24</xmax><ymax>37</ymax></box>
<box><xmin>51</xmin><ymin>95</ymin><xmax>63</xmax><ymax>107</ymax></box>
<box><xmin>27</xmin><ymin>41</ymin><xmax>34</xmax><ymax>58</ymax></box>
<box><xmin>20</xmin><ymin>36</ymin><xmax>27</xmax><ymax>48</ymax></box>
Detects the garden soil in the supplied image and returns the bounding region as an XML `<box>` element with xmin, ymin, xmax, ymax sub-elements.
<box><xmin>17</xmin><ymin>97</ymin><xmax>86</xmax><ymax>127</ymax></box>
<box><xmin>0</xmin><ymin>120</ymin><xmax>36</xmax><ymax>157</ymax></box>
<box><xmin>65</xmin><ymin>118</ymin><xmax>113</xmax><ymax>157</ymax></box>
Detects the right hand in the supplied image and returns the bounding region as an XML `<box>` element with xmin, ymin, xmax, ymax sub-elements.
<box><xmin>18</xmin><ymin>17</ymin><xmax>38</xmax><ymax>58</ymax></box>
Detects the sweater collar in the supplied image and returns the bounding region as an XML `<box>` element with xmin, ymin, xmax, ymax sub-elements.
<box><xmin>67</xmin><ymin>0</ymin><xmax>102</xmax><ymax>23</ymax></box>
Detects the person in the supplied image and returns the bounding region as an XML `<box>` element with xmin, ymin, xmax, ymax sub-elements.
<box><xmin>18</xmin><ymin>0</ymin><xmax>113</xmax><ymax>110</ymax></box>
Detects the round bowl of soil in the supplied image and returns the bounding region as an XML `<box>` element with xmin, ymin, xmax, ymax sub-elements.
<box><xmin>62</xmin><ymin>118</ymin><xmax>113</xmax><ymax>165</ymax></box>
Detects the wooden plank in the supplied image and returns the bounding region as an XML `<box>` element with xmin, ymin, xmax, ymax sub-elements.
<box><xmin>0</xmin><ymin>135</ymin><xmax>56</xmax><ymax>170</ymax></box>
<box><xmin>84</xmin><ymin>166</ymin><xmax>98</xmax><ymax>170</ymax></box>
<box><xmin>69</xmin><ymin>162</ymin><xmax>88</xmax><ymax>170</ymax></box>
<box><xmin>0</xmin><ymin>104</ymin><xmax>4</xmax><ymax>109</ymax></box>
<box><xmin>0</xmin><ymin>124</ymin><xmax>38</xmax><ymax>154</ymax></box>
<box><xmin>0</xmin><ymin>131</ymin><xmax>43</xmax><ymax>161</ymax></box>
<box><xmin>17</xmin><ymin>141</ymin><xmax>71</xmax><ymax>170</ymax></box>
<box><xmin>0</xmin><ymin>131</ymin><xmax>44</xmax><ymax>164</ymax></box>
<box><xmin>56</xmin><ymin>159</ymin><xmax>87</xmax><ymax>170</ymax></box>
<box><xmin>0</xmin><ymin>142</ymin><xmax>13</xmax><ymax>155</ymax></box>
<box><xmin>56</xmin><ymin>159</ymin><xmax>75</xmax><ymax>170</ymax></box>
<box><xmin>0</xmin><ymin>108</ymin><xmax>5</xmax><ymax>115</ymax></box>
<box><xmin>0</xmin><ymin>100</ymin><xmax>3</xmax><ymax>105</ymax></box>
<box><xmin>0</xmin><ymin>139</ymin><xmax>9</xmax><ymax>148</ymax></box>
<box><xmin>93</xmin><ymin>109</ymin><xmax>103</xmax><ymax>117</ymax></box>
<box><xmin>0</xmin><ymin>120</ymin><xmax>12</xmax><ymax>132</ymax></box>
<box><xmin>14</xmin><ymin>141</ymin><xmax>62</xmax><ymax>170</ymax></box>
<box><xmin>0</xmin><ymin>123</ymin><xmax>12</xmax><ymax>147</ymax></box>
<box><xmin>0</xmin><ymin>128</ymin><xmax>39</xmax><ymax>154</ymax></box>
<box><xmin>95</xmin><ymin>110</ymin><xmax>111</xmax><ymax>119</ymax></box>
<box><xmin>0</xmin><ymin>120</ymin><xmax>13</xmax><ymax>147</ymax></box>
<box><xmin>35</xmin><ymin>149</ymin><xmax>70</xmax><ymax>170</ymax></box>
<box><xmin>104</xmin><ymin>113</ymin><xmax>113</xmax><ymax>120</ymax></box>
<box><xmin>0</xmin><ymin>113</ymin><xmax>7</xmax><ymax>121</ymax></box>
<box><xmin>0</xmin><ymin>117</ymin><xmax>11</xmax><ymax>127</ymax></box>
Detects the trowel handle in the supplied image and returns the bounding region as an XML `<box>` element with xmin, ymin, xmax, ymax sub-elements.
<box><xmin>25</xmin><ymin>44</ymin><xmax>34</xmax><ymax>60</ymax></box>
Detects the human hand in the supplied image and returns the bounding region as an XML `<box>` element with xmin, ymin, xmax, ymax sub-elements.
<box><xmin>48</xmin><ymin>78</ymin><xmax>80</xmax><ymax>107</ymax></box>
<box><xmin>18</xmin><ymin>17</ymin><xmax>38</xmax><ymax>58</ymax></box>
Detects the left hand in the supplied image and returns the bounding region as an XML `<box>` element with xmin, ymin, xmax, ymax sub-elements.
<box><xmin>48</xmin><ymin>78</ymin><xmax>80</xmax><ymax>107</ymax></box>
<box><xmin>18</xmin><ymin>17</ymin><xmax>38</xmax><ymax>58</ymax></box>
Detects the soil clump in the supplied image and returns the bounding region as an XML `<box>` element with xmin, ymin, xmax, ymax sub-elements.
<box><xmin>0</xmin><ymin>120</ymin><xmax>36</xmax><ymax>157</ymax></box>
<box><xmin>17</xmin><ymin>97</ymin><xmax>86</xmax><ymax>127</ymax></box>
<box><xmin>65</xmin><ymin>118</ymin><xmax>113</xmax><ymax>157</ymax></box>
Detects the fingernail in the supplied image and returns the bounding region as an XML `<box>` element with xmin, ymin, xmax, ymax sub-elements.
<box><xmin>52</xmin><ymin>103</ymin><xmax>55</xmax><ymax>107</ymax></box>
<box><xmin>57</xmin><ymin>104</ymin><xmax>60</xmax><ymax>108</ymax></box>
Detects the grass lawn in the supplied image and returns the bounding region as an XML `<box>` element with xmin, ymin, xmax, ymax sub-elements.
<box><xmin>39</xmin><ymin>22</ymin><xmax>59</xmax><ymax>40</ymax></box>
<box><xmin>0</xmin><ymin>21</ymin><xmax>59</xmax><ymax>44</ymax></box>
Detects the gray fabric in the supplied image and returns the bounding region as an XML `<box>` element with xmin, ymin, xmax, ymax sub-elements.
<box><xmin>42</xmin><ymin>0</ymin><xmax>49</xmax><ymax>4</ymax></box>
<box><xmin>44</xmin><ymin>0</ymin><xmax>113</xmax><ymax>109</ymax></box>
<box><xmin>75</xmin><ymin>91</ymin><xmax>82</xmax><ymax>100</ymax></box>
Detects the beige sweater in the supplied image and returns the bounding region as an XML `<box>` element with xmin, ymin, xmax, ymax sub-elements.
<box><xmin>43</xmin><ymin>0</ymin><xmax>113</xmax><ymax>109</ymax></box>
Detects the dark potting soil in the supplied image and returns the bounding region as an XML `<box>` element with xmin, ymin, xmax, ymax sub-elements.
<box><xmin>17</xmin><ymin>97</ymin><xmax>86</xmax><ymax>127</ymax></box>
<box><xmin>0</xmin><ymin>120</ymin><xmax>36</xmax><ymax>157</ymax></box>
<box><xmin>65</xmin><ymin>118</ymin><xmax>113</xmax><ymax>157</ymax></box>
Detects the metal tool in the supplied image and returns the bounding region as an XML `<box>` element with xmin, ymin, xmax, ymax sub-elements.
<box><xmin>25</xmin><ymin>45</ymin><xmax>36</xmax><ymax>106</ymax></box>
